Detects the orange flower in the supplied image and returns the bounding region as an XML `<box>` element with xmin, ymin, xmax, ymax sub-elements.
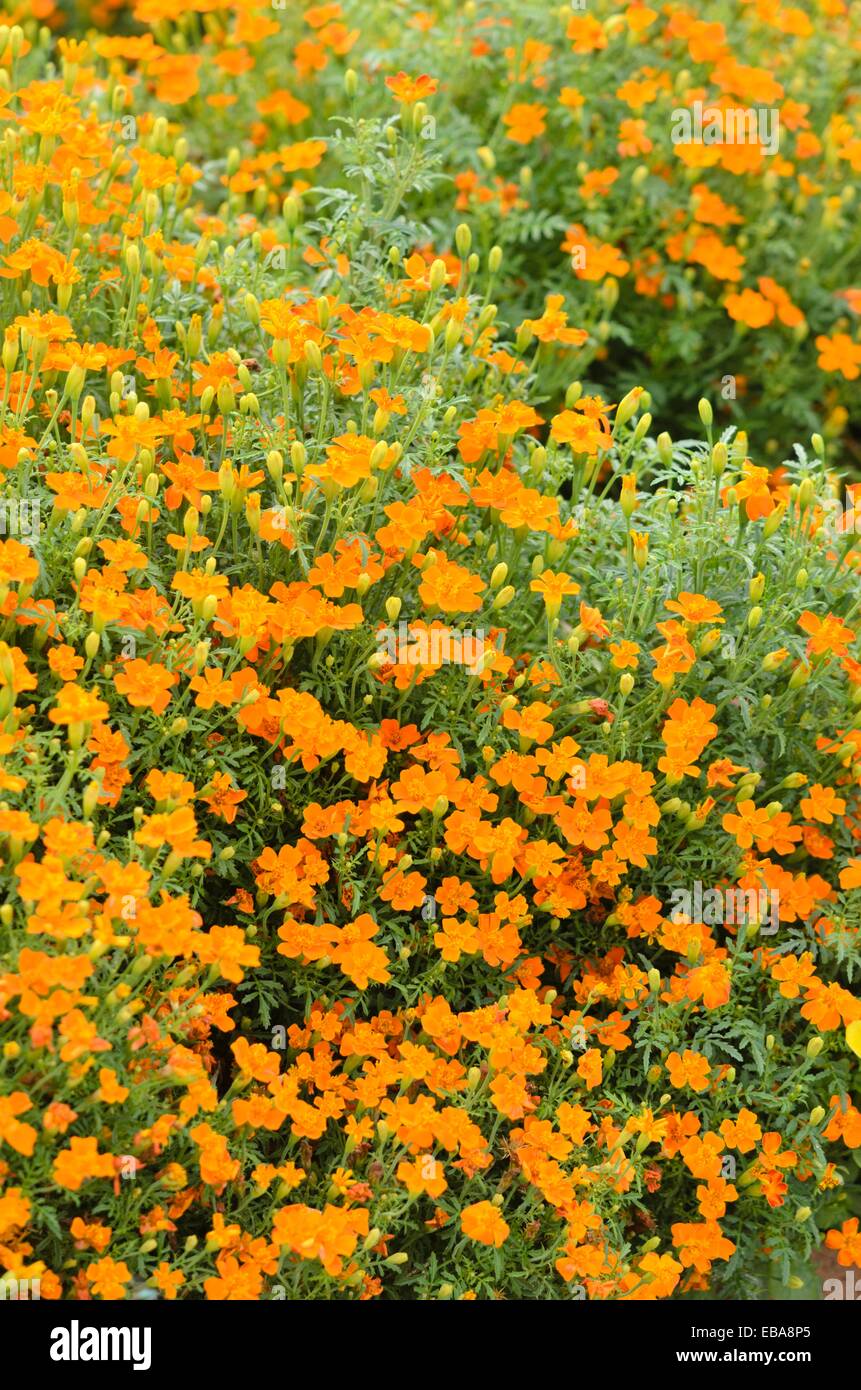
<box><xmin>798</xmin><ymin>610</ymin><xmax>855</xmax><ymax>659</ymax></box>
<box><xmin>53</xmin><ymin>1137</ymin><xmax>115</xmax><ymax>1192</ymax></box>
<box><xmin>518</xmin><ymin>295</ymin><xmax>587</xmax><ymax>347</ymax></box>
<box><xmin>720</xmin><ymin>1108</ymin><xmax>762</xmax><ymax>1153</ymax></box>
<box><xmin>725</xmin><ymin>288</ymin><xmax>774</xmax><ymax>327</ymax></box>
<box><xmin>665</xmin><ymin>592</ymin><xmax>724</xmax><ymax>625</ymax></box>
<box><xmin>418</xmin><ymin>553</ymin><xmax>483</xmax><ymax>614</ymax></box>
<box><xmin>195</xmin><ymin>925</ymin><xmax>259</xmax><ymax>984</ymax></box>
<box><xmin>0</xmin><ymin>1092</ymin><xmax>38</xmax><ymax>1156</ymax></box>
<box><xmin>815</xmin><ymin>332</ymin><xmax>861</xmax><ymax>380</ymax></box>
<box><xmin>529</xmin><ymin>570</ymin><xmax>580</xmax><ymax>619</ymax></box>
<box><xmin>201</xmin><ymin>772</ymin><xmax>247</xmax><ymax>825</ymax></box>
<box><xmin>609</xmin><ymin>639</ymin><xmax>640</xmax><ymax>669</ymax></box>
<box><xmin>96</xmin><ymin>1068</ymin><xmax>130</xmax><ymax>1104</ymax></box>
<box><xmin>151</xmin><ymin>1263</ymin><xmax>186</xmax><ymax>1299</ymax></box>
<box><xmin>666</xmin><ymin>1049</ymin><xmax>711</xmax><ymax>1092</ymax></box>
<box><xmin>331</xmin><ymin>914</ymin><xmax>391</xmax><ymax>989</ymax></box>
<box><xmin>825</xmin><ymin>1218</ymin><xmax>861</xmax><ymax>1268</ymax></box>
<box><xmin>727</xmin><ymin>461</ymin><xmax>776</xmax><ymax>521</ymax></box>
<box><xmin>49</xmin><ymin>683</ymin><xmax>109</xmax><ymax>735</ymax></box>
<box><xmin>722</xmin><ymin>800</ymin><xmax>801</xmax><ymax>855</ymax></box>
<box><xmin>503</xmin><ymin>103</ymin><xmax>548</xmax><ymax>144</ymax></box>
<box><xmin>460</xmin><ymin>1199</ymin><xmax>510</xmax><ymax>1246</ymax></box>
<box><xmin>800</xmin><ymin>783</ymin><xmax>845</xmax><ymax>824</ymax></box>
<box><xmin>385</xmin><ymin>72</ymin><xmax>438</xmax><ymax>104</ymax></box>
<box><xmin>86</xmin><ymin>1256</ymin><xmax>132</xmax><ymax>1299</ymax></box>
<box><xmin>396</xmin><ymin>1155</ymin><xmax>447</xmax><ymax>1198</ymax></box>
<box><xmin>135</xmin><ymin>807</ymin><xmax>211</xmax><ymax>860</ymax></box>
<box><xmin>271</xmin><ymin>1202</ymin><xmax>369</xmax><ymax>1277</ymax></box>
<box><xmin>114</xmin><ymin>658</ymin><xmax>178</xmax><ymax>715</ymax></box>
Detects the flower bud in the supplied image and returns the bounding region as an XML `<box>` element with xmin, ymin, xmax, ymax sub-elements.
<box><xmin>428</xmin><ymin>258</ymin><xmax>447</xmax><ymax>293</ymax></box>
<box><xmin>797</xmin><ymin>476</ymin><xmax>815</xmax><ymax>509</ymax></box>
<box><xmin>698</xmin><ymin>628</ymin><xmax>722</xmax><ymax>656</ymax></box>
<box><xmin>615</xmin><ymin>387</ymin><xmax>643</xmax><ymax>429</ymax></box>
<box><xmin>711</xmin><ymin>441</ymin><xmax>727</xmax><ymax>476</ymax></box>
<box><xmin>303</xmin><ymin>340</ymin><xmax>323</xmax><ymax>373</ymax></box>
<box><xmin>788</xmin><ymin>662</ymin><xmax>811</xmax><ymax>689</ymax></box>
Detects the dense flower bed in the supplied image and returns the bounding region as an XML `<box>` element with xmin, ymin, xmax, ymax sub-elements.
<box><xmin>35</xmin><ymin>0</ymin><xmax>861</xmax><ymax>449</ymax></box>
<box><xmin>0</xmin><ymin>0</ymin><xmax>859</xmax><ymax>1302</ymax></box>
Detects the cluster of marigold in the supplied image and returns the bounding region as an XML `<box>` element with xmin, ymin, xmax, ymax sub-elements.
<box><xmin>434</xmin><ymin>0</ymin><xmax>861</xmax><ymax>429</ymax></box>
<box><xmin>0</xmin><ymin>4</ymin><xmax>858</xmax><ymax>1302</ymax></box>
<box><xmin>2</xmin><ymin>353</ymin><xmax>861</xmax><ymax>1297</ymax></box>
<box><xmin>13</xmin><ymin>0</ymin><xmax>858</xmax><ymax>434</ymax></box>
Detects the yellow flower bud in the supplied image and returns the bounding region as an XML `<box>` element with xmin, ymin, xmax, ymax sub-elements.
<box><xmin>797</xmin><ymin>476</ymin><xmax>815</xmax><ymax>509</ymax></box>
<box><xmin>303</xmin><ymin>340</ymin><xmax>323</xmax><ymax>373</ymax></box>
<box><xmin>698</xmin><ymin>628</ymin><xmax>722</xmax><ymax>656</ymax></box>
<box><xmin>788</xmin><ymin>662</ymin><xmax>811</xmax><ymax>689</ymax></box>
<box><xmin>428</xmin><ymin>258</ymin><xmax>447</xmax><ymax>293</ymax></box>
<box><xmin>615</xmin><ymin>388</ymin><xmax>643</xmax><ymax>429</ymax></box>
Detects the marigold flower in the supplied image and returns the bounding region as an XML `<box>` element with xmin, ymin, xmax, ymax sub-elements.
<box><xmin>460</xmin><ymin>1200</ymin><xmax>509</xmax><ymax>1246</ymax></box>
